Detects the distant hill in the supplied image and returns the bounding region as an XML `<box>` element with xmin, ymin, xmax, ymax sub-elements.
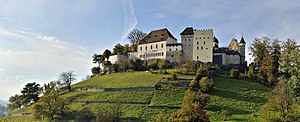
<box><xmin>0</xmin><ymin>100</ymin><xmax>8</xmax><ymax>117</ymax></box>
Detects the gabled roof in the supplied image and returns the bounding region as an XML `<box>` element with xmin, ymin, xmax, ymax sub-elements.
<box><xmin>180</xmin><ymin>27</ymin><xmax>194</xmax><ymax>35</ymax></box>
<box><xmin>239</xmin><ymin>36</ymin><xmax>246</xmax><ymax>44</ymax></box>
<box><xmin>138</xmin><ymin>28</ymin><xmax>177</xmax><ymax>45</ymax></box>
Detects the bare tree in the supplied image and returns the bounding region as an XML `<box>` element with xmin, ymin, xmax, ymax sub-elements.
<box><xmin>58</xmin><ymin>71</ymin><xmax>76</xmax><ymax>91</ymax></box>
<box><xmin>127</xmin><ymin>29</ymin><xmax>147</xmax><ymax>44</ymax></box>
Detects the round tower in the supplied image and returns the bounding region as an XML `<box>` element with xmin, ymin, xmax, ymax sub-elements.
<box><xmin>238</xmin><ymin>36</ymin><xmax>246</xmax><ymax>63</ymax></box>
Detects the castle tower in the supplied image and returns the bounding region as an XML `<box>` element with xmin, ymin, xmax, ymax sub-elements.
<box><xmin>238</xmin><ymin>36</ymin><xmax>246</xmax><ymax>64</ymax></box>
<box><xmin>181</xmin><ymin>27</ymin><xmax>214</xmax><ymax>62</ymax></box>
<box><xmin>180</xmin><ymin>27</ymin><xmax>194</xmax><ymax>59</ymax></box>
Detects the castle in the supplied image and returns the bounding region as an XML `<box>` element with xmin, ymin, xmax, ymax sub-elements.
<box><xmin>109</xmin><ymin>27</ymin><xmax>246</xmax><ymax>66</ymax></box>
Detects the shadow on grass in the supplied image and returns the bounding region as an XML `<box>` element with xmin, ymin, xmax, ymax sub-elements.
<box><xmin>206</xmin><ymin>105</ymin><xmax>251</xmax><ymax>115</ymax></box>
<box><xmin>211</xmin><ymin>87</ymin><xmax>267</xmax><ymax>104</ymax></box>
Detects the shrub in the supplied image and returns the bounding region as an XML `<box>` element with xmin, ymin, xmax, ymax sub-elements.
<box><xmin>151</xmin><ymin>112</ymin><xmax>164</xmax><ymax>122</ymax></box>
<box><xmin>196</xmin><ymin>64</ymin><xmax>209</xmax><ymax>80</ymax></box>
<box><xmin>171</xmin><ymin>71</ymin><xmax>178</xmax><ymax>80</ymax></box>
<box><xmin>247</xmin><ymin>65</ymin><xmax>255</xmax><ymax>80</ymax></box>
<box><xmin>199</xmin><ymin>77</ymin><xmax>214</xmax><ymax>92</ymax></box>
<box><xmin>230</xmin><ymin>69</ymin><xmax>240</xmax><ymax>79</ymax></box>
<box><xmin>220</xmin><ymin>109</ymin><xmax>231</xmax><ymax>117</ymax></box>
<box><xmin>181</xmin><ymin>59</ymin><xmax>196</xmax><ymax>72</ymax></box>
<box><xmin>190</xmin><ymin>78</ymin><xmax>200</xmax><ymax>90</ymax></box>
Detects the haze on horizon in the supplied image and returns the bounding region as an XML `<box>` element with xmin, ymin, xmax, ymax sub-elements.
<box><xmin>1</xmin><ymin>0</ymin><xmax>300</xmax><ymax>100</ymax></box>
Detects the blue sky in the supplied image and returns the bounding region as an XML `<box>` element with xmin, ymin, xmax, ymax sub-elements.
<box><xmin>0</xmin><ymin>0</ymin><xmax>300</xmax><ymax>100</ymax></box>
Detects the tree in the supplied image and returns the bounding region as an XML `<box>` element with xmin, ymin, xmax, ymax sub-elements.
<box><xmin>7</xmin><ymin>94</ymin><xmax>23</xmax><ymax>110</ymax></box>
<box><xmin>112</xmin><ymin>43</ymin><xmax>124</xmax><ymax>55</ymax></box>
<box><xmin>103</xmin><ymin>49</ymin><xmax>112</xmax><ymax>61</ymax></box>
<box><xmin>279</xmin><ymin>39</ymin><xmax>298</xmax><ymax>79</ymax></box>
<box><xmin>127</xmin><ymin>28</ymin><xmax>147</xmax><ymax>44</ymax></box>
<box><xmin>92</xmin><ymin>53</ymin><xmax>103</xmax><ymax>67</ymax></box>
<box><xmin>43</xmin><ymin>81</ymin><xmax>61</xmax><ymax>95</ymax></box>
<box><xmin>91</xmin><ymin>66</ymin><xmax>101</xmax><ymax>75</ymax></box>
<box><xmin>58</xmin><ymin>71</ymin><xmax>76</xmax><ymax>91</ymax></box>
<box><xmin>158</xmin><ymin>59</ymin><xmax>167</xmax><ymax>70</ymax></box>
<box><xmin>32</xmin><ymin>92</ymin><xmax>68</xmax><ymax>120</ymax></box>
<box><xmin>21</xmin><ymin>82</ymin><xmax>41</xmax><ymax>106</ymax></box>
<box><xmin>170</xmin><ymin>90</ymin><xmax>210</xmax><ymax>122</ymax></box>
<box><xmin>266</xmin><ymin>39</ymin><xmax>281</xmax><ymax>85</ymax></box>
<box><xmin>196</xmin><ymin>64</ymin><xmax>209</xmax><ymax>80</ymax></box>
<box><xmin>181</xmin><ymin>59</ymin><xmax>196</xmax><ymax>72</ymax></box>
<box><xmin>190</xmin><ymin>78</ymin><xmax>200</xmax><ymax>90</ymax></box>
<box><xmin>95</xmin><ymin>105</ymin><xmax>122</xmax><ymax>122</ymax></box>
<box><xmin>199</xmin><ymin>77</ymin><xmax>214</xmax><ymax>92</ymax></box>
<box><xmin>260</xmin><ymin>79</ymin><xmax>296</xmax><ymax>121</ymax></box>
<box><xmin>247</xmin><ymin>64</ymin><xmax>255</xmax><ymax>80</ymax></box>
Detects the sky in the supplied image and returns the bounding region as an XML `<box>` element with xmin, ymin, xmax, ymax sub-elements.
<box><xmin>1</xmin><ymin>0</ymin><xmax>300</xmax><ymax>100</ymax></box>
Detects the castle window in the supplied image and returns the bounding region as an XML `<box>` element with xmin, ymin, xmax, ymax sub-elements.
<box><xmin>202</xmin><ymin>33</ymin><xmax>204</xmax><ymax>35</ymax></box>
<box><xmin>196</xmin><ymin>38</ymin><xmax>198</xmax><ymax>39</ymax></box>
<box><xmin>200</xmin><ymin>37</ymin><xmax>201</xmax><ymax>39</ymax></box>
<box><xmin>154</xmin><ymin>35</ymin><xmax>157</xmax><ymax>37</ymax></box>
<box><xmin>189</xmin><ymin>39</ymin><xmax>190</xmax><ymax>41</ymax></box>
<box><xmin>197</xmin><ymin>42</ymin><xmax>199</xmax><ymax>45</ymax></box>
<box><xmin>188</xmin><ymin>44</ymin><xmax>190</xmax><ymax>47</ymax></box>
<box><xmin>161</xmin><ymin>44</ymin><xmax>163</xmax><ymax>48</ymax></box>
<box><xmin>156</xmin><ymin>44</ymin><xmax>158</xmax><ymax>49</ymax></box>
<box><xmin>204</xmin><ymin>41</ymin><xmax>205</xmax><ymax>45</ymax></box>
<box><xmin>151</xmin><ymin>45</ymin><xmax>153</xmax><ymax>49</ymax></box>
<box><xmin>140</xmin><ymin>46</ymin><xmax>142</xmax><ymax>51</ymax></box>
<box><xmin>204</xmin><ymin>37</ymin><xmax>206</xmax><ymax>39</ymax></box>
<box><xmin>169</xmin><ymin>49</ymin><xmax>171</xmax><ymax>51</ymax></box>
<box><xmin>161</xmin><ymin>34</ymin><xmax>164</xmax><ymax>36</ymax></box>
<box><xmin>197</xmin><ymin>56</ymin><xmax>199</xmax><ymax>59</ymax></box>
<box><xmin>197</xmin><ymin>46</ymin><xmax>199</xmax><ymax>50</ymax></box>
<box><xmin>185</xmin><ymin>39</ymin><xmax>187</xmax><ymax>41</ymax></box>
<box><xmin>171</xmin><ymin>55</ymin><xmax>174</xmax><ymax>57</ymax></box>
<box><xmin>176</xmin><ymin>48</ymin><xmax>178</xmax><ymax>51</ymax></box>
<box><xmin>206</xmin><ymin>48</ymin><xmax>208</xmax><ymax>50</ymax></box>
<box><xmin>145</xmin><ymin>46</ymin><xmax>147</xmax><ymax>50</ymax></box>
<box><xmin>207</xmin><ymin>37</ymin><xmax>209</xmax><ymax>39</ymax></box>
<box><xmin>201</xmin><ymin>46</ymin><xmax>203</xmax><ymax>50</ymax></box>
<box><xmin>162</xmin><ymin>52</ymin><xmax>164</xmax><ymax>56</ymax></box>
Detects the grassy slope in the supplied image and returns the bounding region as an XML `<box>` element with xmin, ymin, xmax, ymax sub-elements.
<box><xmin>73</xmin><ymin>72</ymin><xmax>162</xmax><ymax>89</ymax></box>
<box><xmin>4</xmin><ymin>72</ymin><xmax>270</xmax><ymax>121</ymax></box>
<box><xmin>207</xmin><ymin>77</ymin><xmax>270</xmax><ymax>121</ymax></box>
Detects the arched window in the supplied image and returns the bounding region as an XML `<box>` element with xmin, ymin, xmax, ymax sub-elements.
<box><xmin>156</xmin><ymin>44</ymin><xmax>158</xmax><ymax>49</ymax></box>
<box><xmin>150</xmin><ymin>45</ymin><xmax>153</xmax><ymax>49</ymax></box>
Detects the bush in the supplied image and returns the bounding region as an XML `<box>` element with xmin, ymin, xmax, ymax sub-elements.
<box><xmin>171</xmin><ymin>71</ymin><xmax>178</xmax><ymax>80</ymax></box>
<box><xmin>220</xmin><ymin>109</ymin><xmax>231</xmax><ymax>117</ymax></box>
<box><xmin>181</xmin><ymin>59</ymin><xmax>196</xmax><ymax>72</ymax></box>
<box><xmin>196</xmin><ymin>64</ymin><xmax>209</xmax><ymax>80</ymax></box>
<box><xmin>247</xmin><ymin>65</ymin><xmax>255</xmax><ymax>80</ymax></box>
<box><xmin>190</xmin><ymin>78</ymin><xmax>200</xmax><ymax>90</ymax></box>
<box><xmin>199</xmin><ymin>77</ymin><xmax>214</xmax><ymax>92</ymax></box>
<box><xmin>230</xmin><ymin>69</ymin><xmax>240</xmax><ymax>79</ymax></box>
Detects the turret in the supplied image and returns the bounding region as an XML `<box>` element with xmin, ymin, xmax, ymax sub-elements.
<box><xmin>213</xmin><ymin>36</ymin><xmax>219</xmax><ymax>48</ymax></box>
<box><xmin>238</xmin><ymin>36</ymin><xmax>246</xmax><ymax>63</ymax></box>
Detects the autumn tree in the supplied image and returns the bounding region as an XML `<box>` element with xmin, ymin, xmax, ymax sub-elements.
<box><xmin>170</xmin><ymin>90</ymin><xmax>210</xmax><ymax>122</ymax></box>
<box><xmin>58</xmin><ymin>71</ymin><xmax>76</xmax><ymax>91</ymax></box>
<box><xmin>32</xmin><ymin>92</ymin><xmax>68</xmax><ymax>120</ymax></box>
<box><xmin>181</xmin><ymin>59</ymin><xmax>196</xmax><ymax>72</ymax></box>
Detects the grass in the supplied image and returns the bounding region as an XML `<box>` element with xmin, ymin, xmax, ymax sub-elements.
<box><xmin>149</xmin><ymin>86</ymin><xmax>186</xmax><ymax>106</ymax></box>
<box><xmin>207</xmin><ymin>77</ymin><xmax>270</xmax><ymax>121</ymax></box>
<box><xmin>4</xmin><ymin>72</ymin><xmax>271</xmax><ymax>121</ymax></box>
<box><xmin>62</xmin><ymin>91</ymin><xmax>153</xmax><ymax>103</ymax></box>
<box><xmin>73</xmin><ymin>72</ymin><xmax>162</xmax><ymax>89</ymax></box>
<box><xmin>0</xmin><ymin>116</ymin><xmax>33</xmax><ymax>122</ymax></box>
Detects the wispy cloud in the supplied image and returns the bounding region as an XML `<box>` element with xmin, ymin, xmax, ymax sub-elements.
<box><xmin>120</xmin><ymin>0</ymin><xmax>137</xmax><ymax>43</ymax></box>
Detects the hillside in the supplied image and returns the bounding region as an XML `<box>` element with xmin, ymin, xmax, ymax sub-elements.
<box><xmin>1</xmin><ymin>72</ymin><xmax>270</xmax><ymax>121</ymax></box>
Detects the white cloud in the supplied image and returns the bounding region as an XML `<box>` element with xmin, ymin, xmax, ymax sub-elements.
<box><xmin>0</xmin><ymin>27</ymin><xmax>91</xmax><ymax>100</ymax></box>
